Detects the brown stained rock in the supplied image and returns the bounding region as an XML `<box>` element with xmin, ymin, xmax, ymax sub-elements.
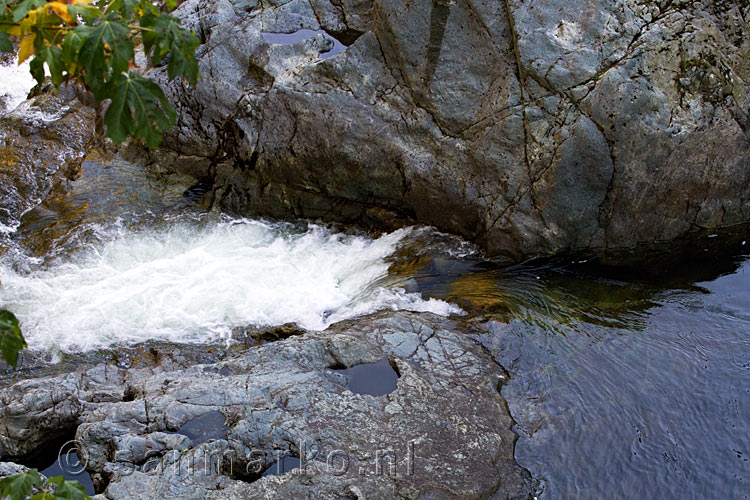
<box><xmin>0</xmin><ymin>85</ymin><xmax>95</xmax><ymax>233</ymax></box>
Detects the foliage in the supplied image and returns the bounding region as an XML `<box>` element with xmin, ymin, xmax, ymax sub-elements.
<box><xmin>0</xmin><ymin>469</ymin><xmax>89</xmax><ymax>500</ymax></box>
<box><xmin>0</xmin><ymin>309</ymin><xmax>25</xmax><ymax>368</ymax></box>
<box><xmin>0</xmin><ymin>0</ymin><xmax>200</xmax><ymax>147</ymax></box>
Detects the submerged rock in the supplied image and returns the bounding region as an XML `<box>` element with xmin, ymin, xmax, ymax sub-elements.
<box><xmin>139</xmin><ymin>0</ymin><xmax>750</xmax><ymax>262</ymax></box>
<box><xmin>0</xmin><ymin>312</ymin><xmax>534</xmax><ymax>499</ymax></box>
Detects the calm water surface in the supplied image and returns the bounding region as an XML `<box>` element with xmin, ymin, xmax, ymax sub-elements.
<box><xmin>402</xmin><ymin>253</ymin><xmax>750</xmax><ymax>499</ymax></box>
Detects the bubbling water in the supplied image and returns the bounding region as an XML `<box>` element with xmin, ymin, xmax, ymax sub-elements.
<box><xmin>0</xmin><ymin>219</ymin><xmax>462</xmax><ymax>352</ymax></box>
<box><xmin>0</xmin><ymin>58</ymin><xmax>36</xmax><ymax>115</ymax></box>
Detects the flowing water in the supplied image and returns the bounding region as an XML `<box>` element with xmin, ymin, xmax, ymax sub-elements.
<box><xmin>1</xmin><ymin>65</ymin><xmax>748</xmax><ymax>499</ymax></box>
<box><xmin>408</xmin><ymin>255</ymin><xmax>750</xmax><ymax>499</ymax></box>
<box><xmin>0</xmin><ymin>58</ymin><xmax>35</xmax><ymax>115</ymax></box>
<box><xmin>0</xmin><ymin>160</ymin><xmax>462</xmax><ymax>352</ymax></box>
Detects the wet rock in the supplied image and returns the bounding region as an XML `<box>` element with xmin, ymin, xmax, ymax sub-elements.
<box><xmin>0</xmin><ymin>461</ymin><xmax>28</xmax><ymax>478</ymax></box>
<box><xmin>0</xmin><ymin>312</ymin><xmax>534</xmax><ymax>499</ymax></box>
<box><xmin>139</xmin><ymin>0</ymin><xmax>749</xmax><ymax>262</ymax></box>
<box><xmin>0</xmin><ymin>84</ymin><xmax>95</xmax><ymax>233</ymax></box>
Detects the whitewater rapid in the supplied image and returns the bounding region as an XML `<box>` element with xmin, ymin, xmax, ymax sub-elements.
<box><xmin>0</xmin><ymin>219</ymin><xmax>462</xmax><ymax>352</ymax></box>
<box><xmin>0</xmin><ymin>58</ymin><xmax>35</xmax><ymax>115</ymax></box>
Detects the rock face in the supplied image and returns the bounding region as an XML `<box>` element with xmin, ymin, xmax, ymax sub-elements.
<box><xmin>0</xmin><ymin>85</ymin><xmax>95</xmax><ymax>233</ymax></box>
<box><xmin>0</xmin><ymin>312</ymin><xmax>534</xmax><ymax>499</ymax></box>
<box><xmin>142</xmin><ymin>0</ymin><xmax>750</xmax><ymax>261</ymax></box>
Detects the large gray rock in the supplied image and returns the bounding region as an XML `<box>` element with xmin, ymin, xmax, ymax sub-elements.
<box><xmin>0</xmin><ymin>312</ymin><xmax>534</xmax><ymax>499</ymax></box>
<box><xmin>139</xmin><ymin>0</ymin><xmax>750</xmax><ymax>261</ymax></box>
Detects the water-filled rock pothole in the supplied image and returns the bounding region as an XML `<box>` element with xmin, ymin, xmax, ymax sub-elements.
<box><xmin>173</xmin><ymin>411</ymin><xmax>228</xmax><ymax>444</ymax></box>
<box><xmin>332</xmin><ymin>358</ymin><xmax>399</xmax><ymax>396</ymax></box>
<box><xmin>262</xmin><ymin>29</ymin><xmax>348</xmax><ymax>59</ymax></box>
<box><xmin>9</xmin><ymin>431</ymin><xmax>96</xmax><ymax>496</ymax></box>
<box><xmin>261</xmin><ymin>455</ymin><xmax>301</xmax><ymax>477</ymax></box>
<box><xmin>40</xmin><ymin>449</ymin><xmax>96</xmax><ymax>496</ymax></box>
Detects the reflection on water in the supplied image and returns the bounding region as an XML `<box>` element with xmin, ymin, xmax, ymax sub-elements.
<box><xmin>40</xmin><ymin>451</ymin><xmax>95</xmax><ymax>496</ymax></box>
<box><xmin>390</xmin><ymin>256</ymin><xmax>661</xmax><ymax>333</ymax></box>
<box><xmin>262</xmin><ymin>29</ymin><xmax>348</xmax><ymax>59</ymax></box>
<box><xmin>399</xmin><ymin>254</ymin><xmax>750</xmax><ymax>499</ymax></box>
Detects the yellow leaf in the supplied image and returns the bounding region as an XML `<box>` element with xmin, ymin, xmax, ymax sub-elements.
<box><xmin>18</xmin><ymin>33</ymin><xmax>36</xmax><ymax>64</ymax></box>
<box><xmin>18</xmin><ymin>8</ymin><xmax>41</xmax><ymax>35</ymax></box>
<box><xmin>24</xmin><ymin>7</ymin><xmax>40</xmax><ymax>24</ymax></box>
<box><xmin>48</xmin><ymin>2</ymin><xmax>73</xmax><ymax>23</ymax></box>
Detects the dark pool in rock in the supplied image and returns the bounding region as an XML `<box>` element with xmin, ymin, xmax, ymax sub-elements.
<box><xmin>40</xmin><ymin>451</ymin><xmax>96</xmax><ymax>496</ymax></box>
<box><xmin>261</xmin><ymin>455</ymin><xmax>301</xmax><ymax>477</ymax></box>
<box><xmin>5</xmin><ymin>432</ymin><xmax>95</xmax><ymax>495</ymax></box>
<box><xmin>173</xmin><ymin>411</ymin><xmax>228</xmax><ymax>444</ymax></box>
<box><xmin>262</xmin><ymin>29</ymin><xmax>348</xmax><ymax>59</ymax></box>
<box><xmin>334</xmin><ymin>358</ymin><xmax>399</xmax><ymax>396</ymax></box>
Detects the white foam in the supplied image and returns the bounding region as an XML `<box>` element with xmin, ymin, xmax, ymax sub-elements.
<box><xmin>0</xmin><ymin>220</ymin><xmax>19</xmax><ymax>234</ymax></box>
<box><xmin>0</xmin><ymin>58</ymin><xmax>36</xmax><ymax>114</ymax></box>
<box><xmin>0</xmin><ymin>219</ymin><xmax>462</xmax><ymax>352</ymax></box>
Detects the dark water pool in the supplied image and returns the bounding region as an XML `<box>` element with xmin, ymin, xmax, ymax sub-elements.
<box><xmin>261</xmin><ymin>29</ymin><xmax>348</xmax><ymax>59</ymax></box>
<box><xmin>399</xmin><ymin>251</ymin><xmax>750</xmax><ymax>499</ymax></box>
<box><xmin>40</xmin><ymin>451</ymin><xmax>95</xmax><ymax>496</ymax></box>
<box><xmin>334</xmin><ymin>358</ymin><xmax>399</xmax><ymax>396</ymax></box>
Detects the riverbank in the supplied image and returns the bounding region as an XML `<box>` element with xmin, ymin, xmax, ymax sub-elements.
<box><xmin>0</xmin><ymin>311</ymin><xmax>535</xmax><ymax>499</ymax></box>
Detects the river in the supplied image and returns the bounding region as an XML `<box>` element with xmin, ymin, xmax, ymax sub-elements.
<box><xmin>0</xmin><ymin>62</ymin><xmax>748</xmax><ymax>499</ymax></box>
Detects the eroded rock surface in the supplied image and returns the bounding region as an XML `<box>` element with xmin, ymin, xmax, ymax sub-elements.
<box><xmin>139</xmin><ymin>0</ymin><xmax>750</xmax><ymax>261</ymax></box>
<box><xmin>0</xmin><ymin>312</ymin><xmax>534</xmax><ymax>499</ymax></box>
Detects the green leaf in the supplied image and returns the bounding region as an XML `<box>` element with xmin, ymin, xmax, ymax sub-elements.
<box><xmin>167</xmin><ymin>42</ymin><xmax>199</xmax><ymax>85</ymax></box>
<box><xmin>12</xmin><ymin>0</ymin><xmax>45</xmax><ymax>22</ymax></box>
<box><xmin>108</xmin><ymin>0</ymin><xmax>142</xmax><ymax>18</ymax></box>
<box><xmin>61</xmin><ymin>29</ymin><xmax>84</xmax><ymax>69</ymax></box>
<box><xmin>29</xmin><ymin>492</ymin><xmax>56</xmax><ymax>500</ymax></box>
<box><xmin>46</xmin><ymin>476</ymin><xmax>89</xmax><ymax>499</ymax></box>
<box><xmin>3</xmin><ymin>0</ymin><xmax>199</xmax><ymax>147</ymax></box>
<box><xmin>29</xmin><ymin>56</ymin><xmax>45</xmax><ymax>85</ymax></box>
<box><xmin>140</xmin><ymin>12</ymin><xmax>199</xmax><ymax>84</ymax></box>
<box><xmin>75</xmin><ymin>16</ymin><xmax>132</xmax><ymax>94</ymax></box>
<box><xmin>0</xmin><ymin>469</ymin><xmax>42</xmax><ymax>500</ymax></box>
<box><xmin>29</xmin><ymin>42</ymin><xmax>64</xmax><ymax>87</ymax></box>
<box><xmin>0</xmin><ymin>309</ymin><xmax>26</xmax><ymax>368</ymax></box>
<box><xmin>0</xmin><ymin>32</ymin><xmax>12</xmax><ymax>53</ymax></box>
<box><xmin>66</xmin><ymin>2</ymin><xmax>101</xmax><ymax>23</ymax></box>
<box><xmin>104</xmin><ymin>72</ymin><xmax>176</xmax><ymax>148</ymax></box>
